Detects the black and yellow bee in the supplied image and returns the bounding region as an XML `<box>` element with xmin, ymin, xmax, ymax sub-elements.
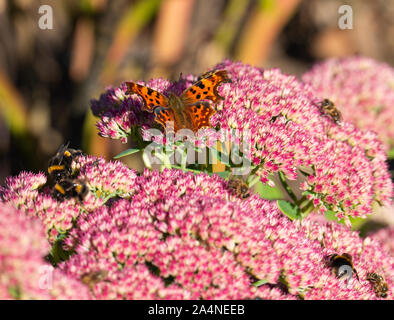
<box><xmin>327</xmin><ymin>253</ymin><xmax>359</xmax><ymax>281</ymax></box>
<box><xmin>81</xmin><ymin>270</ymin><xmax>108</xmax><ymax>291</ymax></box>
<box><xmin>48</xmin><ymin>142</ymin><xmax>83</xmax><ymax>182</ymax></box>
<box><xmin>319</xmin><ymin>98</ymin><xmax>341</xmax><ymax>124</ymax></box>
<box><xmin>53</xmin><ymin>178</ymin><xmax>88</xmax><ymax>202</ymax></box>
<box><xmin>367</xmin><ymin>272</ymin><xmax>388</xmax><ymax>298</ymax></box>
<box><xmin>228</xmin><ymin>178</ymin><xmax>250</xmax><ymax>199</ymax></box>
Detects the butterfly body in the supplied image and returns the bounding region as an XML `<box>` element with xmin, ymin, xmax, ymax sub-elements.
<box><xmin>165</xmin><ymin>93</ymin><xmax>190</xmax><ymax>131</ymax></box>
<box><xmin>125</xmin><ymin>70</ymin><xmax>230</xmax><ymax>132</ymax></box>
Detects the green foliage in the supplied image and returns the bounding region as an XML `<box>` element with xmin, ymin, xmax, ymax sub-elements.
<box><xmin>114</xmin><ymin>148</ymin><xmax>140</xmax><ymax>159</ymax></box>
<box><xmin>258</xmin><ymin>0</ymin><xmax>276</xmax><ymax>11</ymax></box>
<box><xmin>47</xmin><ymin>233</ymin><xmax>73</xmax><ymax>266</ymax></box>
<box><xmin>8</xmin><ymin>286</ymin><xmax>21</xmax><ymax>299</ymax></box>
<box><xmin>387</xmin><ymin>147</ymin><xmax>394</xmax><ymax>159</ymax></box>
<box><xmin>255</xmin><ymin>180</ymin><xmax>284</xmax><ymax>200</ymax></box>
<box><xmin>252</xmin><ymin>279</ymin><xmax>268</xmax><ymax>287</ymax></box>
<box><xmin>277</xmin><ymin>200</ymin><xmax>301</xmax><ymax>221</ymax></box>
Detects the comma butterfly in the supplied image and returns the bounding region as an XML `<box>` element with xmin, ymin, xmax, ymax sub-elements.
<box><xmin>125</xmin><ymin>70</ymin><xmax>231</xmax><ymax>132</ymax></box>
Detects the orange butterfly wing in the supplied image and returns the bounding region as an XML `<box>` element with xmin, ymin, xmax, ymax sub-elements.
<box><xmin>125</xmin><ymin>82</ymin><xmax>168</xmax><ymax>112</ymax></box>
<box><xmin>184</xmin><ymin>102</ymin><xmax>216</xmax><ymax>132</ymax></box>
<box><xmin>180</xmin><ymin>70</ymin><xmax>231</xmax><ymax>105</ymax></box>
<box><xmin>154</xmin><ymin>107</ymin><xmax>178</xmax><ymax>132</ymax></box>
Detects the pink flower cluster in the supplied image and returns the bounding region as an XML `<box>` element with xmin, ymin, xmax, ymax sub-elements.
<box><xmin>55</xmin><ymin>167</ymin><xmax>392</xmax><ymax>299</ymax></box>
<box><xmin>1</xmin><ymin>156</ymin><xmax>392</xmax><ymax>299</ymax></box>
<box><xmin>302</xmin><ymin>56</ymin><xmax>394</xmax><ymax>152</ymax></box>
<box><xmin>211</xmin><ymin>60</ymin><xmax>392</xmax><ymax>221</ymax></box>
<box><xmin>72</xmin><ymin>155</ymin><xmax>139</xmax><ymax>200</ymax></box>
<box><xmin>90</xmin><ymin>60</ymin><xmax>392</xmax><ymax>221</ymax></box>
<box><xmin>0</xmin><ymin>203</ymin><xmax>91</xmax><ymax>299</ymax></box>
<box><xmin>298</xmin><ymin>217</ymin><xmax>394</xmax><ymax>299</ymax></box>
<box><xmin>0</xmin><ymin>155</ymin><xmax>138</xmax><ymax>242</ymax></box>
<box><xmin>0</xmin><ymin>171</ymin><xmax>80</xmax><ymax>242</ymax></box>
<box><xmin>60</xmin><ymin>169</ymin><xmax>289</xmax><ymax>299</ymax></box>
<box><xmin>370</xmin><ymin>226</ymin><xmax>394</xmax><ymax>257</ymax></box>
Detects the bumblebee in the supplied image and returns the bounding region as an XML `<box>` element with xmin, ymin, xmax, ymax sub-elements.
<box><xmin>48</xmin><ymin>142</ymin><xmax>84</xmax><ymax>182</ymax></box>
<box><xmin>319</xmin><ymin>98</ymin><xmax>341</xmax><ymax>124</ymax></box>
<box><xmin>53</xmin><ymin>179</ymin><xmax>88</xmax><ymax>202</ymax></box>
<box><xmin>367</xmin><ymin>272</ymin><xmax>388</xmax><ymax>298</ymax></box>
<box><xmin>81</xmin><ymin>270</ymin><xmax>108</xmax><ymax>291</ymax></box>
<box><xmin>327</xmin><ymin>253</ymin><xmax>359</xmax><ymax>281</ymax></box>
<box><xmin>228</xmin><ymin>178</ymin><xmax>250</xmax><ymax>199</ymax></box>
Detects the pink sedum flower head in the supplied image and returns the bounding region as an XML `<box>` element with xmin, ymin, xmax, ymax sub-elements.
<box><xmin>0</xmin><ymin>204</ymin><xmax>91</xmax><ymax>299</ymax></box>
<box><xmin>61</xmin><ymin>170</ymin><xmax>287</xmax><ymax>299</ymax></box>
<box><xmin>302</xmin><ymin>56</ymin><xmax>394</xmax><ymax>153</ymax></box>
<box><xmin>72</xmin><ymin>155</ymin><xmax>139</xmax><ymax>200</ymax></box>
<box><xmin>370</xmin><ymin>226</ymin><xmax>394</xmax><ymax>257</ymax></box>
<box><xmin>210</xmin><ymin>60</ymin><xmax>392</xmax><ymax>222</ymax></box>
<box><xmin>91</xmin><ymin>60</ymin><xmax>392</xmax><ymax>221</ymax></box>
<box><xmin>1</xmin><ymin>155</ymin><xmax>393</xmax><ymax>299</ymax></box>
<box><xmin>0</xmin><ymin>154</ymin><xmax>138</xmax><ymax>243</ymax></box>
<box><xmin>297</xmin><ymin>217</ymin><xmax>394</xmax><ymax>300</ymax></box>
<box><xmin>58</xmin><ymin>168</ymin><xmax>393</xmax><ymax>299</ymax></box>
<box><xmin>91</xmin><ymin>85</ymin><xmax>146</xmax><ymax>143</ymax></box>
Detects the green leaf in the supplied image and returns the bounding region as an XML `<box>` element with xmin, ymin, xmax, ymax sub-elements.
<box><xmin>277</xmin><ymin>200</ymin><xmax>300</xmax><ymax>221</ymax></box>
<box><xmin>102</xmin><ymin>192</ymin><xmax>119</xmax><ymax>204</ymax></box>
<box><xmin>255</xmin><ymin>180</ymin><xmax>284</xmax><ymax>200</ymax></box>
<box><xmin>387</xmin><ymin>148</ymin><xmax>394</xmax><ymax>159</ymax></box>
<box><xmin>324</xmin><ymin>210</ymin><xmax>339</xmax><ymax>222</ymax></box>
<box><xmin>48</xmin><ymin>233</ymin><xmax>69</xmax><ymax>265</ymax></box>
<box><xmin>114</xmin><ymin>148</ymin><xmax>140</xmax><ymax>159</ymax></box>
<box><xmin>324</xmin><ymin>210</ymin><xmax>367</xmax><ymax>229</ymax></box>
<box><xmin>170</xmin><ymin>165</ymin><xmax>203</xmax><ymax>174</ymax></box>
<box><xmin>349</xmin><ymin>216</ymin><xmax>368</xmax><ymax>230</ymax></box>
<box><xmin>253</xmin><ymin>279</ymin><xmax>268</xmax><ymax>287</ymax></box>
<box><xmin>215</xmin><ymin>171</ymin><xmax>231</xmax><ymax>179</ymax></box>
<box><xmin>8</xmin><ymin>286</ymin><xmax>21</xmax><ymax>299</ymax></box>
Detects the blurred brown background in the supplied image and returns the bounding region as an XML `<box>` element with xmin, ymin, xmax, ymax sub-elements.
<box><xmin>0</xmin><ymin>0</ymin><xmax>393</xmax><ymax>184</ymax></box>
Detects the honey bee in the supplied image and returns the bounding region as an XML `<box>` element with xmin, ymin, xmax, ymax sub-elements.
<box><xmin>228</xmin><ymin>178</ymin><xmax>250</xmax><ymax>199</ymax></box>
<box><xmin>53</xmin><ymin>178</ymin><xmax>88</xmax><ymax>202</ymax></box>
<box><xmin>367</xmin><ymin>272</ymin><xmax>388</xmax><ymax>298</ymax></box>
<box><xmin>327</xmin><ymin>253</ymin><xmax>359</xmax><ymax>281</ymax></box>
<box><xmin>48</xmin><ymin>142</ymin><xmax>84</xmax><ymax>182</ymax></box>
<box><xmin>319</xmin><ymin>98</ymin><xmax>341</xmax><ymax>124</ymax></box>
<box><xmin>81</xmin><ymin>270</ymin><xmax>108</xmax><ymax>291</ymax></box>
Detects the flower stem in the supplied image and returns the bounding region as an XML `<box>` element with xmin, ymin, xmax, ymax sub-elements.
<box><xmin>278</xmin><ymin>171</ymin><xmax>298</xmax><ymax>204</ymax></box>
<box><xmin>248</xmin><ymin>175</ymin><xmax>261</xmax><ymax>187</ymax></box>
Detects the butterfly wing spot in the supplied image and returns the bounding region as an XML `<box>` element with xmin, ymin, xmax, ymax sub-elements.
<box><xmin>196</xmin><ymin>82</ymin><xmax>205</xmax><ymax>89</ymax></box>
<box><xmin>125</xmin><ymin>82</ymin><xmax>168</xmax><ymax>112</ymax></box>
<box><xmin>185</xmin><ymin>101</ymin><xmax>216</xmax><ymax>131</ymax></box>
<box><xmin>181</xmin><ymin>70</ymin><xmax>230</xmax><ymax>105</ymax></box>
<box><xmin>154</xmin><ymin>107</ymin><xmax>177</xmax><ymax>131</ymax></box>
